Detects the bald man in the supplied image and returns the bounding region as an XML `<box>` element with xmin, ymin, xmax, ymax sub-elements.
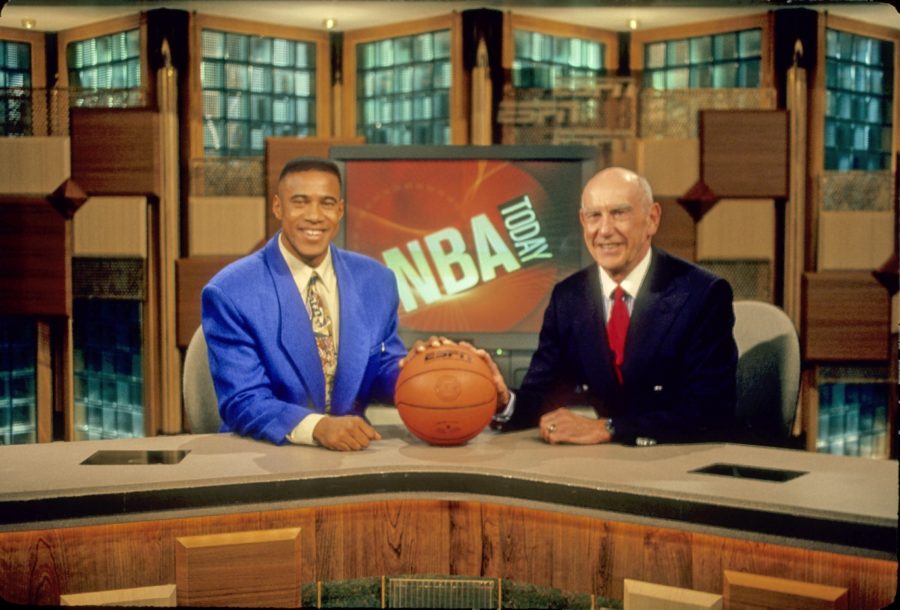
<box><xmin>493</xmin><ymin>167</ymin><xmax>738</xmax><ymax>445</ymax></box>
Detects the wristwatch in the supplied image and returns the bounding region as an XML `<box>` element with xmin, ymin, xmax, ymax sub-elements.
<box><xmin>604</xmin><ymin>418</ymin><xmax>616</xmax><ymax>438</ymax></box>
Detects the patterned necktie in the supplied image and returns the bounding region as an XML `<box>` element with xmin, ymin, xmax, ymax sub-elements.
<box><xmin>607</xmin><ymin>286</ymin><xmax>630</xmax><ymax>384</ymax></box>
<box><xmin>307</xmin><ymin>272</ymin><xmax>336</xmax><ymax>411</ymax></box>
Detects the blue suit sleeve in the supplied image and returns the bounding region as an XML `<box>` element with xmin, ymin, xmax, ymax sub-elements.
<box><xmin>354</xmin><ymin>270</ymin><xmax>405</xmax><ymax>407</ymax></box>
<box><xmin>201</xmin><ymin>283</ymin><xmax>314</xmax><ymax>445</ymax></box>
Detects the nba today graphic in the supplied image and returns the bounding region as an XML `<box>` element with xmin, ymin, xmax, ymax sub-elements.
<box><xmin>345</xmin><ymin>159</ymin><xmax>581</xmax><ymax>334</ymax></box>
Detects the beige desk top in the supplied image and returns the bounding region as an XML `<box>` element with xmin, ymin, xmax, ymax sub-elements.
<box><xmin>0</xmin><ymin>425</ymin><xmax>895</xmax><ymax>560</ymax></box>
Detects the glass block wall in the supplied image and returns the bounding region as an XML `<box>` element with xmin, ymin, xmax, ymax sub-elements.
<box><xmin>1</xmin><ymin>39</ymin><xmax>31</xmax><ymax>88</ymax></box>
<box><xmin>0</xmin><ymin>318</ymin><xmax>37</xmax><ymax>445</ymax></box>
<box><xmin>643</xmin><ymin>28</ymin><xmax>761</xmax><ymax>89</ymax></box>
<box><xmin>817</xmin><ymin>367</ymin><xmax>890</xmax><ymax>458</ymax></box>
<box><xmin>356</xmin><ymin>29</ymin><xmax>451</xmax><ymax>144</ymax></box>
<box><xmin>0</xmin><ymin>39</ymin><xmax>33</xmax><ymax>136</ymax></box>
<box><xmin>512</xmin><ymin>30</ymin><xmax>606</xmax><ymax>90</ymax></box>
<box><xmin>67</xmin><ymin>28</ymin><xmax>142</xmax><ymax>107</ymax></box>
<box><xmin>201</xmin><ymin>29</ymin><xmax>317</xmax><ymax>157</ymax></box>
<box><xmin>73</xmin><ymin>300</ymin><xmax>144</xmax><ymax>440</ymax></box>
<box><xmin>825</xmin><ymin>29</ymin><xmax>894</xmax><ymax>170</ymax></box>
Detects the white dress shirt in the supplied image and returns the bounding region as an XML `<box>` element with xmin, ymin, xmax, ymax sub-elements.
<box><xmin>597</xmin><ymin>246</ymin><xmax>652</xmax><ymax>319</ymax></box>
<box><xmin>277</xmin><ymin>237</ymin><xmax>340</xmax><ymax>446</ymax></box>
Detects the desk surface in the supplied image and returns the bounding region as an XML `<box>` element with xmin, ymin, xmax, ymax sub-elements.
<box><xmin>0</xmin><ymin>426</ymin><xmax>896</xmax><ymax>560</ymax></box>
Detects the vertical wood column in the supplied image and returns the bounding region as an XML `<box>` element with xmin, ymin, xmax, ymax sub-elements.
<box><xmin>157</xmin><ymin>43</ymin><xmax>183</xmax><ymax>434</ymax></box>
<box><xmin>786</xmin><ymin>48</ymin><xmax>809</xmax><ymax>438</ymax></box>
<box><xmin>784</xmin><ymin>48</ymin><xmax>808</xmax><ymax>330</ymax></box>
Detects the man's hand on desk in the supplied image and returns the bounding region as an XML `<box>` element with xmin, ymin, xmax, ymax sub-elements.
<box><xmin>313</xmin><ymin>415</ymin><xmax>381</xmax><ymax>451</ymax></box>
<box><xmin>539</xmin><ymin>408</ymin><xmax>613</xmax><ymax>445</ymax></box>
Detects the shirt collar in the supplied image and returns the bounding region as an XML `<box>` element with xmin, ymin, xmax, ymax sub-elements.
<box><xmin>277</xmin><ymin>234</ymin><xmax>336</xmax><ymax>295</ymax></box>
<box><xmin>598</xmin><ymin>246</ymin><xmax>653</xmax><ymax>300</ymax></box>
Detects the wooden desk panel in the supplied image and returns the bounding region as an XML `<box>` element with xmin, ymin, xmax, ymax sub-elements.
<box><xmin>0</xmin><ymin>500</ymin><xmax>894</xmax><ymax>608</ymax></box>
<box><xmin>0</xmin><ymin>431</ymin><xmax>895</xmax><ymax>607</ymax></box>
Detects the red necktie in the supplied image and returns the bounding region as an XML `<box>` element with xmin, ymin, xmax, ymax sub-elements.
<box><xmin>607</xmin><ymin>286</ymin><xmax>630</xmax><ymax>383</ymax></box>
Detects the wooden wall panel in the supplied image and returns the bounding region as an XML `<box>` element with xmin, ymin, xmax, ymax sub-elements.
<box><xmin>818</xmin><ymin>211</ymin><xmax>895</xmax><ymax>271</ymax></box>
<box><xmin>696</xmin><ymin>199</ymin><xmax>775</xmax><ymax>261</ymax></box>
<box><xmin>701</xmin><ymin>110</ymin><xmax>789</xmax><ymax>199</ymax></box>
<box><xmin>802</xmin><ymin>271</ymin><xmax>891</xmax><ymax>361</ymax></box>
<box><xmin>188</xmin><ymin>196</ymin><xmax>265</xmax><ymax>256</ymax></box>
<box><xmin>636</xmin><ymin>139</ymin><xmax>699</xmax><ymax>198</ymax></box>
<box><xmin>175</xmin><ymin>255</ymin><xmax>239</xmax><ymax>347</ymax></box>
<box><xmin>0</xmin><ymin>500</ymin><xmax>894</xmax><ymax>608</ymax></box>
<box><xmin>72</xmin><ymin>197</ymin><xmax>147</xmax><ymax>257</ymax></box>
<box><xmin>0</xmin><ymin>137</ymin><xmax>71</xmax><ymax>195</ymax></box>
<box><xmin>654</xmin><ymin>199</ymin><xmax>697</xmax><ymax>262</ymax></box>
<box><xmin>0</xmin><ymin>202</ymin><xmax>70</xmax><ymax>317</ymax></box>
<box><xmin>70</xmin><ymin>109</ymin><xmax>160</xmax><ymax>196</ymax></box>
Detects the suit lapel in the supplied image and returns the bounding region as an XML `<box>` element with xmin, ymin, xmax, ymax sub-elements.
<box><xmin>575</xmin><ymin>268</ymin><xmax>620</xmax><ymax>391</ymax></box>
<box><xmin>331</xmin><ymin>246</ymin><xmax>369</xmax><ymax>411</ymax></box>
<box><xmin>622</xmin><ymin>249</ymin><xmax>686</xmax><ymax>382</ymax></box>
<box><xmin>265</xmin><ymin>235</ymin><xmax>326</xmax><ymax>407</ymax></box>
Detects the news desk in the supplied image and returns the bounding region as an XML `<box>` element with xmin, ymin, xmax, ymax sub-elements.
<box><xmin>0</xmin><ymin>425</ymin><xmax>896</xmax><ymax>607</ymax></box>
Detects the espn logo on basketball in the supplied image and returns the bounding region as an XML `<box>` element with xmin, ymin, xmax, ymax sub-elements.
<box><xmin>382</xmin><ymin>194</ymin><xmax>552</xmax><ymax>314</ymax></box>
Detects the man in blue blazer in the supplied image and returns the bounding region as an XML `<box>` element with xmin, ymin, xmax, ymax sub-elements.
<box><xmin>494</xmin><ymin>167</ymin><xmax>737</xmax><ymax>445</ymax></box>
<box><xmin>202</xmin><ymin>157</ymin><xmax>407</xmax><ymax>449</ymax></box>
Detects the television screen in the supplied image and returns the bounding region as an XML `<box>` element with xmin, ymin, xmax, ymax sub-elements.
<box><xmin>331</xmin><ymin>145</ymin><xmax>597</xmax><ymax>386</ymax></box>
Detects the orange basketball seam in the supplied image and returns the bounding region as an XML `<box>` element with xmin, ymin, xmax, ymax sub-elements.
<box><xmin>395</xmin><ymin>402</ymin><xmax>496</xmax><ymax>410</ymax></box>
<box><xmin>398</xmin><ymin>369</ymin><xmax>495</xmax><ymax>383</ymax></box>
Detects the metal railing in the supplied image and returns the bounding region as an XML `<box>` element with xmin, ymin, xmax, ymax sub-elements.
<box><xmin>0</xmin><ymin>86</ymin><xmax>148</xmax><ymax>137</ymax></box>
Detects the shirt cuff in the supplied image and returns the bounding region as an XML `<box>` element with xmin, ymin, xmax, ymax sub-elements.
<box><xmin>492</xmin><ymin>391</ymin><xmax>516</xmax><ymax>423</ymax></box>
<box><xmin>286</xmin><ymin>413</ymin><xmax>326</xmax><ymax>445</ymax></box>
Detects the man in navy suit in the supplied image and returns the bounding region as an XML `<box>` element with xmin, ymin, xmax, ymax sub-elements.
<box><xmin>494</xmin><ymin>167</ymin><xmax>738</xmax><ymax>445</ymax></box>
<box><xmin>202</xmin><ymin>157</ymin><xmax>408</xmax><ymax>450</ymax></box>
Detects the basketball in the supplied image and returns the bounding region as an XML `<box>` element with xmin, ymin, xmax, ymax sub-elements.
<box><xmin>394</xmin><ymin>344</ymin><xmax>497</xmax><ymax>446</ymax></box>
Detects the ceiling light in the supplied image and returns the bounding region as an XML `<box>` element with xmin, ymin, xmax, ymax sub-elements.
<box><xmin>21</xmin><ymin>18</ymin><xmax>36</xmax><ymax>30</ymax></box>
<box><xmin>323</xmin><ymin>18</ymin><xmax>336</xmax><ymax>31</ymax></box>
<box><xmin>628</xmin><ymin>19</ymin><xmax>639</xmax><ymax>31</ymax></box>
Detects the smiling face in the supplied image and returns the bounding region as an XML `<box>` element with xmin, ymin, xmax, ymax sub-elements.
<box><xmin>578</xmin><ymin>168</ymin><xmax>661</xmax><ymax>283</ymax></box>
<box><xmin>273</xmin><ymin>168</ymin><xmax>344</xmax><ymax>268</ymax></box>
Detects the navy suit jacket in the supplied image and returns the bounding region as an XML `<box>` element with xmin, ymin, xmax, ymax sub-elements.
<box><xmin>201</xmin><ymin>235</ymin><xmax>406</xmax><ymax>444</ymax></box>
<box><xmin>505</xmin><ymin>248</ymin><xmax>737</xmax><ymax>444</ymax></box>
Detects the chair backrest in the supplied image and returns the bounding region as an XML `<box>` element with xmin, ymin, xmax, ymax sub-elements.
<box><xmin>183</xmin><ymin>326</ymin><xmax>222</xmax><ymax>434</ymax></box>
<box><xmin>732</xmin><ymin>300</ymin><xmax>801</xmax><ymax>446</ymax></box>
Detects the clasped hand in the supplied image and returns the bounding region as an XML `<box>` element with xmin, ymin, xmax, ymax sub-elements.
<box><xmin>540</xmin><ymin>408</ymin><xmax>613</xmax><ymax>445</ymax></box>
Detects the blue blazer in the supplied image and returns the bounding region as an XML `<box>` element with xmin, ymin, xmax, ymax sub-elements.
<box><xmin>201</xmin><ymin>235</ymin><xmax>406</xmax><ymax>444</ymax></box>
<box><xmin>504</xmin><ymin>248</ymin><xmax>738</xmax><ymax>444</ymax></box>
